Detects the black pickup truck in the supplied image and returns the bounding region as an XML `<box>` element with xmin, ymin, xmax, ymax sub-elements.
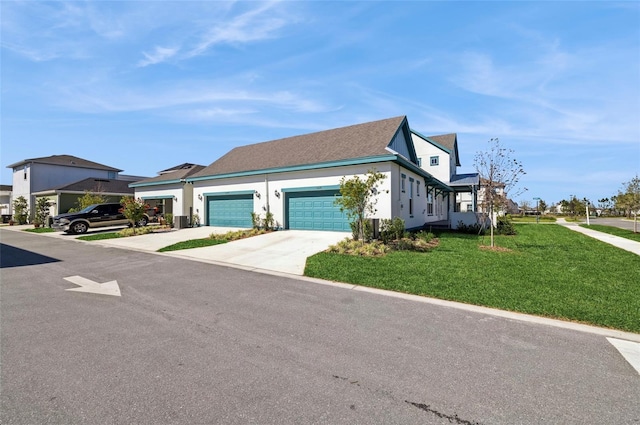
<box><xmin>51</xmin><ymin>203</ymin><xmax>148</xmax><ymax>234</ymax></box>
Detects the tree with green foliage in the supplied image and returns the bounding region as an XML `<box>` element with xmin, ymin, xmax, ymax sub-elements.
<box><xmin>34</xmin><ymin>197</ymin><xmax>51</xmax><ymax>226</ymax></box>
<box><xmin>12</xmin><ymin>196</ymin><xmax>29</xmax><ymax>224</ymax></box>
<box><xmin>615</xmin><ymin>175</ymin><xmax>640</xmax><ymax>232</ymax></box>
<box><xmin>560</xmin><ymin>195</ymin><xmax>586</xmax><ymax>216</ymax></box>
<box><xmin>72</xmin><ymin>190</ymin><xmax>107</xmax><ymax>212</ymax></box>
<box><xmin>474</xmin><ymin>138</ymin><xmax>526</xmax><ymax>247</ymax></box>
<box><xmin>120</xmin><ymin>197</ymin><xmax>148</xmax><ymax>227</ymax></box>
<box><xmin>335</xmin><ymin>169</ymin><xmax>386</xmax><ymax>242</ymax></box>
<box><xmin>538</xmin><ymin>199</ymin><xmax>547</xmax><ymax>214</ymax></box>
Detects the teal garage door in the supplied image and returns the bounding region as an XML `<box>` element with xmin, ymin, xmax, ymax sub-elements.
<box><xmin>286</xmin><ymin>190</ymin><xmax>350</xmax><ymax>231</ymax></box>
<box><xmin>207</xmin><ymin>194</ymin><xmax>253</xmax><ymax>228</ymax></box>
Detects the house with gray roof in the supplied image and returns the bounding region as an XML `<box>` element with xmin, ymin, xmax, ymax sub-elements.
<box><xmin>6</xmin><ymin>155</ymin><xmax>127</xmax><ymax>219</ymax></box>
<box><xmin>132</xmin><ymin>116</ymin><xmax>480</xmax><ymax>231</ymax></box>
<box><xmin>129</xmin><ymin>163</ymin><xmax>205</xmax><ymax>224</ymax></box>
<box><xmin>33</xmin><ymin>178</ymin><xmax>135</xmax><ymax>217</ymax></box>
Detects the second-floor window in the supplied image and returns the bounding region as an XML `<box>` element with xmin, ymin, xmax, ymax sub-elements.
<box><xmin>430</xmin><ymin>156</ymin><xmax>439</xmax><ymax>166</ymax></box>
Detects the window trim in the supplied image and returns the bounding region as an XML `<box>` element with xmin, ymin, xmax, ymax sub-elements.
<box><xmin>430</xmin><ymin>156</ymin><xmax>439</xmax><ymax>166</ymax></box>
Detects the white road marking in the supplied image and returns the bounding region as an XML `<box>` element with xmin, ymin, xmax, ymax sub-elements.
<box><xmin>607</xmin><ymin>338</ymin><xmax>640</xmax><ymax>375</ymax></box>
<box><xmin>64</xmin><ymin>275</ymin><xmax>121</xmax><ymax>297</ymax></box>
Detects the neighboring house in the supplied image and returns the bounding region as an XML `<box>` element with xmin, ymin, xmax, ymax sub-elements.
<box><xmin>182</xmin><ymin>116</ymin><xmax>458</xmax><ymax>231</ymax></box>
<box><xmin>0</xmin><ymin>184</ymin><xmax>12</xmax><ymax>220</ymax></box>
<box><xmin>33</xmin><ymin>178</ymin><xmax>134</xmax><ymax>216</ymax></box>
<box><xmin>129</xmin><ymin>163</ymin><xmax>205</xmax><ymax>224</ymax></box>
<box><xmin>6</xmin><ymin>154</ymin><xmax>134</xmax><ymax>219</ymax></box>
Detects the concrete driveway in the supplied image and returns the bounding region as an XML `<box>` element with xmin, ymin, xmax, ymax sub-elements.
<box><xmin>164</xmin><ymin>230</ymin><xmax>348</xmax><ymax>275</ymax></box>
<box><xmin>4</xmin><ymin>225</ymin><xmax>348</xmax><ymax>276</ymax></box>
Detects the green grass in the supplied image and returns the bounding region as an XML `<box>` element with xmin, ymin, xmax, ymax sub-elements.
<box><xmin>305</xmin><ymin>224</ymin><xmax>640</xmax><ymax>333</ymax></box>
<box><xmin>581</xmin><ymin>224</ymin><xmax>640</xmax><ymax>242</ymax></box>
<box><xmin>158</xmin><ymin>238</ymin><xmax>226</xmax><ymax>252</ymax></box>
<box><xmin>511</xmin><ymin>216</ymin><xmax>556</xmax><ymax>223</ymax></box>
<box><xmin>23</xmin><ymin>227</ymin><xmax>55</xmax><ymax>233</ymax></box>
<box><xmin>77</xmin><ymin>232</ymin><xmax>122</xmax><ymax>241</ymax></box>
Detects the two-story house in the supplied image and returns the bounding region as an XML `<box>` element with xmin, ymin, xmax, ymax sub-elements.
<box><xmin>6</xmin><ymin>155</ymin><xmax>137</xmax><ymax>219</ymax></box>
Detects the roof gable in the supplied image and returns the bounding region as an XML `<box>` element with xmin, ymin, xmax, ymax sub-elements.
<box><xmin>190</xmin><ymin>116</ymin><xmax>412</xmax><ymax>180</ymax></box>
<box><xmin>426</xmin><ymin>134</ymin><xmax>461</xmax><ymax>167</ymax></box>
<box><xmin>6</xmin><ymin>155</ymin><xmax>122</xmax><ymax>172</ymax></box>
<box><xmin>130</xmin><ymin>164</ymin><xmax>205</xmax><ymax>187</ymax></box>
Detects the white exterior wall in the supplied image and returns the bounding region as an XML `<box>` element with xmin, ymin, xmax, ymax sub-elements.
<box><xmin>191</xmin><ymin>162</ymin><xmax>439</xmax><ymax>230</ymax></box>
<box><xmin>411</xmin><ymin>134</ymin><xmax>452</xmax><ymax>183</ymax></box>
<box><xmin>12</xmin><ymin>163</ymin><xmax>116</xmax><ymax>214</ymax></box>
<box><xmin>135</xmin><ymin>183</ymin><xmax>192</xmax><ymax>217</ymax></box>
<box><xmin>11</xmin><ymin>165</ymin><xmax>31</xmax><ymax>211</ymax></box>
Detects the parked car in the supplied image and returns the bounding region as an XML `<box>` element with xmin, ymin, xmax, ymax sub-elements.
<box><xmin>51</xmin><ymin>203</ymin><xmax>148</xmax><ymax>234</ymax></box>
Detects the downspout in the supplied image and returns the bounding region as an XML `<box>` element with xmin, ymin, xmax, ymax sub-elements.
<box><xmin>265</xmin><ymin>174</ymin><xmax>270</xmax><ymax>214</ymax></box>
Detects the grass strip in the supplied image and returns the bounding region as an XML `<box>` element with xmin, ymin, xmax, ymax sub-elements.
<box><xmin>158</xmin><ymin>238</ymin><xmax>226</xmax><ymax>252</ymax></box>
<box><xmin>305</xmin><ymin>224</ymin><xmax>640</xmax><ymax>333</ymax></box>
<box><xmin>581</xmin><ymin>224</ymin><xmax>640</xmax><ymax>242</ymax></box>
<box><xmin>23</xmin><ymin>227</ymin><xmax>55</xmax><ymax>233</ymax></box>
<box><xmin>77</xmin><ymin>232</ymin><xmax>122</xmax><ymax>241</ymax></box>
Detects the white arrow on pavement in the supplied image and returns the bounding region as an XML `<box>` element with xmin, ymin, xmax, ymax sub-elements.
<box><xmin>64</xmin><ymin>275</ymin><xmax>121</xmax><ymax>297</ymax></box>
<box><xmin>607</xmin><ymin>337</ymin><xmax>640</xmax><ymax>375</ymax></box>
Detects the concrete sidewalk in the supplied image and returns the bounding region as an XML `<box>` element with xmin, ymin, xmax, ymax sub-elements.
<box><xmin>557</xmin><ymin>218</ymin><xmax>640</xmax><ymax>256</ymax></box>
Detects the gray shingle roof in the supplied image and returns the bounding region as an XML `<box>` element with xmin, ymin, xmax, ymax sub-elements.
<box><xmin>131</xmin><ymin>164</ymin><xmax>206</xmax><ymax>186</ymax></box>
<box><xmin>190</xmin><ymin>116</ymin><xmax>407</xmax><ymax>179</ymax></box>
<box><xmin>39</xmin><ymin>178</ymin><xmax>133</xmax><ymax>194</ymax></box>
<box><xmin>6</xmin><ymin>155</ymin><xmax>122</xmax><ymax>172</ymax></box>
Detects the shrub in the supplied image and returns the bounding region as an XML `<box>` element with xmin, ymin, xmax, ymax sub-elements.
<box><xmin>380</xmin><ymin>217</ymin><xmax>405</xmax><ymax>243</ymax></box>
<box><xmin>251</xmin><ymin>212</ymin><xmax>260</xmax><ymax>229</ymax></box>
<box><xmin>12</xmin><ymin>196</ymin><xmax>29</xmax><ymax>225</ymax></box>
<box><xmin>457</xmin><ymin>221</ymin><xmax>485</xmax><ymax>235</ymax></box>
<box><xmin>327</xmin><ymin>238</ymin><xmax>389</xmax><ymax>257</ymax></box>
<box><xmin>164</xmin><ymin>213</ymin><xmax>174</xmax><ymax>227</ymax></box>
<box><xmin>34</xmin><ymin>197</ymin><xmax>51</xmax><ymax>226</ymax></box>
<box><xmin>496</xmin><ymin>215</ymin><xmax>517</xmax><ymax>235</ymax></box>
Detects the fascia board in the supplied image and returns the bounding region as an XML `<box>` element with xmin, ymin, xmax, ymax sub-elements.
<box><xmin>129</xmin><ymin>179</ymin><xmax>184</xmax><ymax>188</ymax></box>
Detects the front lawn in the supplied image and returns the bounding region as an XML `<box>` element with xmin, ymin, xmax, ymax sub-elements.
<box><xmin>305</xmin><ymin>224</ymin><xmax>640</xmax><ymax>333</ymax></box>
<box><xmin>581</xmin><ymin>224</ymin><xmax>640</xmax><ymax>242</ymax></box>
<box><xmin>158</xmin><ymin>238</ymin><xmax>226</xmax><ymax>252</ymax></box>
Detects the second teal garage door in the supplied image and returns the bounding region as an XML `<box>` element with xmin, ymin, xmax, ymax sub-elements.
<box><xmin>286</xmin><ymin>190</ymin><xmax>350</xmax><ymax>231</ymax></box>
<box><xmin>207</xmin><ymin>194</ymin><xmax>253</xmax><ymax>228</ymax></box>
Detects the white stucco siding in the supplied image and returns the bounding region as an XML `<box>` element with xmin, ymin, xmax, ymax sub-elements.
<box><xmin>411</xmin><ymin>134</ymin><xmax>452</xmax><ymax>183</ymax></box>
<box><xmin>192</xmin><ymin>163</ymin><xmax>397</xmax><ymax>229</ymax></box>
<box><xmin>12</xmin><ymin>166</ymin><xmax>31</xmax><ymax>210</ymax></box>
<box><xmin>135</xmin><ymin>183</ymin><xmax>189</xmax><ymax>217</ymax></box>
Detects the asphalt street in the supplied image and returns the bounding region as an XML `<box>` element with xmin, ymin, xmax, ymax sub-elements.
<box><xmin>1</xmin><ymin>229</ymin><xmax>639</xmax><ymax>424</ymax></box>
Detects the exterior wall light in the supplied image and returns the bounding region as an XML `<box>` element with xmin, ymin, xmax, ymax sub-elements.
<box><xmin>255</xmin><ymin>191</ymin><xmax>261</xmax><ymax>199</ymax></box>
<box><xmin>274</xmin><ymin>190</ymin><xmax>280</xmax><ymax>198</ymax></box>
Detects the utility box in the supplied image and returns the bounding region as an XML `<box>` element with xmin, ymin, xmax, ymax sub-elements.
<box><xmin>174</xmin><ymin>215</ymin><xmax>189</xmax><ymax>229</ymax></box>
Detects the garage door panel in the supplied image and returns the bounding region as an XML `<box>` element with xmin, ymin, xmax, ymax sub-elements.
<box><xmin>287</xmin><ymin>190</ymin><xmax>350</xmax><ymax>232</ymax></box>
<box><xmin>208</xmin><ymin>195</ymin><xmax>253</xmax><ymax>228</ymax></box>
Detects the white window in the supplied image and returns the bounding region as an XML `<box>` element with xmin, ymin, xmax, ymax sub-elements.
<box><xmin>416</xmin><ymin>181</ymin><xmax>420</xmax><ymax>196</ymax></box>
<box><xmin>430</xmin><ymin>156</ymin><xmax>439</xmax><ymax>166</ymax></box>
<box><xmin>427</xmin><ymin>192</ymin><xmax>434</xmax><ymax>215</ymax></box>
<box><xmin>409</xmin><ymin>178</ymin><xmax>414</xmax><ymax>216</ymax></box>
<box><xmin>401</xmin><ymin>174</ymin><xmax>406</xmax><ymax>192</ymax></box>
<box><xmin>467</xmin><ymin>204</ymin><xmax>473</xmax><ymax>212</ymax></box>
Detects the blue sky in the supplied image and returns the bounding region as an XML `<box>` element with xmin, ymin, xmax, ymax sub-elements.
<box><xmin>2</xmin><ymin>1</ymin><xmax>639</xmax><ymax>206</ymax></box>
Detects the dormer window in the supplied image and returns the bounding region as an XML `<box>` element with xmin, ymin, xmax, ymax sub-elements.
<box><xmin>430</xmin><ymin>156</ymin><xmax>439</xmax><ymax>166</ymax></box>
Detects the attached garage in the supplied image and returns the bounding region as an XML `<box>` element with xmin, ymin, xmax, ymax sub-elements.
<box><xmin>207</xmin><ymin>192</ymin><xmax>253</xmax><ymax>228</ymax></box>
<box><xmin>285</xmin><ymin>189</ymin><xmax>350</xmax><ymax>232</ymax></box>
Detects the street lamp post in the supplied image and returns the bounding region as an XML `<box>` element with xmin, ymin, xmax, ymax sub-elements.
<box><xmin>533</xmin><ymin>197</ymin><xmax>540</xmax><ymax>223</ymax></box>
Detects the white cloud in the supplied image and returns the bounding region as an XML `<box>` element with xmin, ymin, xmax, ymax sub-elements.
<box><xmin>137</xmin><ymin>46</ymin><xmax>179</xmax><ymax>67</ymax></box>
